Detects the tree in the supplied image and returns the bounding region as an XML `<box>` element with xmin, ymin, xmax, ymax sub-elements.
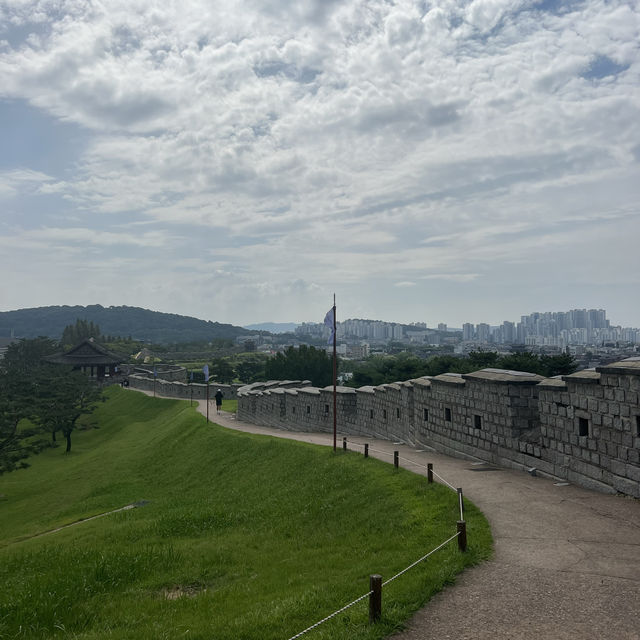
<box><xmin>265</xmin><ymin>345</ymin><xmax>333</xmax><ymax>387</ymax></box>
<box><xmin>61</xmin><ymin>319</ymin><xmax>102</xmax><ymax>347</ymax></box>
<box><xmin>0</xmin><ymin>371</ymin><xmax>35</xmax><ymax>473</ymax></box>
<box><xmin>0</xmin><ymin>338</ymin><xmax>60</xmax><ymax>472</ymax></box>
<box><xmin>31</xmin><ymin>369</ymin><xmax>103</xmax><ymax>453</ymax></box>
<box><xmin>468</xmin><ymin>351</ymin><xmax>500</xmax><ymax>369</ymax></box>
<box><xmin>236</xmin><ymin>359</ymin><xmax>266</xmax><ymax>384</ymax></box>
<box><xmin>350</xmin><ymin>356</ymin><xmax>392</xmax><ymax>386</ymax></box>
<box><xmin>2</xmin><ymin>337</ymin><xmax>59</xmax><ymax>376</ymax></box>
<box><xmin>423</xmin><ymin>355</ymin><xmax>474</xmax><ymax>376</ymax></box>
<box><xmin>0</xmin><ymin>338</ymin><xmax>103</xmax><ymax>468</ymax></box>
<box><xmin>496</xmin><ymin>352</ymin><xmax>546</xmax><ymax>375</ymax></box>
<box><xmin>539</xmin><ymin>353</ymin><xmax>577</xmax><ymax>377</ymax></box>
<box><xmin>210</xmin><ymin>358</ymin><xmax>235</xmax><ymax>384</ymax></box>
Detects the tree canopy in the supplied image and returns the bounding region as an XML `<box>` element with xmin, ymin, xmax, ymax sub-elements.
<box><xmin>61</xmin><ymin>319</ymin><xmax>103</xmax><ymax>347</ymax></box>
<box><xmin>346</xmin><ymin>350</ymin><xmax>577</xmax><ymax>387</ymax></box>
<box><xmin>235</xmin><ymin>358</ymin><xmax>266</xmax><ymax>384</ymax></box>
<box><xmin>210</xmin><ymin>358</ymin><xmax>235</xmax><ymax>385</ymax></box>
<box><xmin>31</xmin><ymin>366</ymin><xmax>103</xmax><ymax>452</ymax></box>
<box><xmin>0</xmin><ymin>338</ymin><xmax>103</xmax><ymax>473</ymax></box>
<box><xmin>265</xmin><ymin>345</ymin><xmax>334</xmax><ymax>387</ymax></box>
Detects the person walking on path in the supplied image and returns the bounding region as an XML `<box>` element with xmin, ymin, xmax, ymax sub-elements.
<box><xmin>214</xmin><ymin>388</ymin><xmax>223</xmax><ymax>413</ymax></box>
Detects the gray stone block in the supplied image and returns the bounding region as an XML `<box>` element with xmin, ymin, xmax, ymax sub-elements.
<box><xmin>626</xmin><ymin>463</ymin><xmax>640</xmax><ymax>482</ymax></box>
<box><xmin>611</xmin><ymin>475</ymin><xmax>640</xmax><ymax>498</ymax></box>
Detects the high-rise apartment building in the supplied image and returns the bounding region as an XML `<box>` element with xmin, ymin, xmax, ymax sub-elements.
<box><xmin>476</xmin><ymin>323</ymin><xmax>491</xmax><ymax>343</ymax></box>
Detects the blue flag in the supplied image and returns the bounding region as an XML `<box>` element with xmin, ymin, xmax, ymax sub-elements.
<box><xmin>324</xmin><ymin>307</ymin><xmax>335</xmax><ymax>345</ymax></box>
<box><xmin>153</xmin><ymin>366</ymin><xmax>157</xmax><ymax>378</ymax></box>
<box><xmin>190</xmin><ymin>371</ymin><xmax>194</xmax><ymax>382</ymax></box>
<box><xmin>202</xmin><ymin>364</ymin><xmax>209</xmax><ymax>382</ymax></box>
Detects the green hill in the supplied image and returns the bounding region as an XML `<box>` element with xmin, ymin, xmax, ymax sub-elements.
<box><xmin>0</xmin><ymin>388</ymin><xmax>491</xmax><ymax>639</ymax></box>
<box><xmin>0</xmin><ymin>304</ymin><xmax>252</xmax><ymax>343</ymax></box>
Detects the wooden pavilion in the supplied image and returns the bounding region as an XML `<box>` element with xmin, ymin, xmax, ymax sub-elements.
<box><xmin>44</xmin><ymin>338</ymin><xmax>123</xmax><ymax>380</ymax></box>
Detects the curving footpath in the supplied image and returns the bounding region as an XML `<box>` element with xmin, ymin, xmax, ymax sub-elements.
<box><xmin>184</xmin><ymin>396</ymin><xmax>640</xmax><ymax>639</ymax></box>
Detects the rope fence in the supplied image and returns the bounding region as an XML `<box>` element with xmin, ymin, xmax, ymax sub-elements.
<box><xmin>286</xmin><ymin>589</ymin><xmax>374</xmax><ymax>640</ymax></box>
<box><xmin>285</xmin><ymin>437</ymin><xmax>469</xmax><ymax>640</ymax></box>
<box><xmin>285</xmin><ymin>531</ymin><xmax>463</xmax><ymax>640</ymax></box>
<box><xmin>381</xmin><ymin>531</ymin><xmax>461</xmax><ymax>587</ymax></box>
<box><xmin>346</xmin><ymin>439</ymin><xmax>461</xmax><ymax>495</ymax></box>
<box><xmin>432</xmin><ymin>470</ymin><xmax>457</xmax><ymax>492</ymax></box>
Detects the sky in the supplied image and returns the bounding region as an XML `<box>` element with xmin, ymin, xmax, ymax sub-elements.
<box><xmin>1</xmin><ymin>0</ymin><xmax>639</xmax><ymax>329</ymax></box>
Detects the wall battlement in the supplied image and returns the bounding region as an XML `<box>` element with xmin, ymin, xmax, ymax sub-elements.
<box><xmin>128</xmin><ymin>374</ymin><xmax>243</xmax><ymax>400</ymax></box>
<box><xmin>238</xmin><ymin>359</ymin><xmax>640</xmax><ymax>497</ymax></box>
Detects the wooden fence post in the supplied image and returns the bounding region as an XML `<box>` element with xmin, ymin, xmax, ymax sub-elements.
<box><xmin>364</xmin><ymin>443</ymin><xmax>369</xmax><ymax>458</ymax></box>
<box><xmin>427</xmin><ymin>463</ymin><xmax>433</xmax><ymax>483</ymax></box>
<box><xmin>457</xmin><ymin>520</ymin><xmax>467</xmax><ymax>552</ymax></box>
<box><xmin>343</xmin><ymin>437</ymin><xmax>347</xmax><ymax>451</ymax></box>
<box><xmin>394</xmin><ymin>451</ymin><xmax>399</xmax><ymax>468</ymax></box>
<box><xmin>369</xmin><ymin>574</ymin><xmax>382</xmax><ymax>623</ymax></box>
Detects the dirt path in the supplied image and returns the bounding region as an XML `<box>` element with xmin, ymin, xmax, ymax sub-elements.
<box><xmin>150</xmin><ymin>393</ymin><xmax>640</xmax><ymax>639</ymax></box>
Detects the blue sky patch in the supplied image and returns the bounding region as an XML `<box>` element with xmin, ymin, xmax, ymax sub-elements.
<box><xmin>0</xmin><ymin>99</ymin><xmax>88</xmax><ymax>176</ymax></box>
<box><xmin>582</xmin><ymin>55</ymin><xmax>630</xmax><ymax>80</ymax></box>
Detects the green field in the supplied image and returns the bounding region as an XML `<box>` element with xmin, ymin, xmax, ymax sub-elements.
<box><xmin>0</xmin><ymin>387</ymin><xmax>491</xmax><ymax>639</ymax></box>
<box><xmin>221</xmin><ymin>398</ymin><xmax>237</xmax><ymax>413</ymax></box>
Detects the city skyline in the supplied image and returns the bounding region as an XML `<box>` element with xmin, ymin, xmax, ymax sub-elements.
<box><xmin>301</xmin><ymin>306</ymin><xmax>640</xmax><ymax>345</ymax></box>
<box><xmin>1</xmin><ymin>302</ymin><xmax>639</xmax><ymax>336</ymax></box>
<box><xmin>301</xmin><ymin>307</ymin><xmax>639</xmax><ymax>331</ymax></box>
<box><xmin>1</xmin><ymin>1</ymin><xmax>639</xmax><ymax>327</ymax></box>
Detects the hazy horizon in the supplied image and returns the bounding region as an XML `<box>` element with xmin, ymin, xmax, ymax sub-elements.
<box><xmin>0</xmin><ymin>302</ymin><xmax>636</xmax><ymax>332</ymax></box>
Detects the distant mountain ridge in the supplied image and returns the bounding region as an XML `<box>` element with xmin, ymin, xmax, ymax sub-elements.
<box><xmin>0</xmin><ymin>305</ymin><xmax>253</xmax><ymax>344</ymax></box>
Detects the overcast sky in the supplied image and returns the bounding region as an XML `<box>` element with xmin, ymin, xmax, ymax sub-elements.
<box><xmin>1</xmin><ymin>0</ymin><xmax>639</xmax><ymax>328</ymax></box>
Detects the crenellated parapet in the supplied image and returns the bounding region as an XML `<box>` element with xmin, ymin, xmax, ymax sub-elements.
<box><xmin>237</xmin><ymin>359</ymin><xmax>640</xmax><ymax>498</ymax></box>
<box><xmin>539</xmin><ymin>357</ymin><xmax>640</xmax><ymax>496</ymax></box>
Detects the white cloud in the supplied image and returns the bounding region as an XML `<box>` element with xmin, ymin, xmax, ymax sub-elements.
<box><xmin>0</xmin><ymin>168</ymin><xmax>53</xmax><ymax>198</ymax></box>
<box><xmin>0</xmin><ymin>0</ymin><xmax>638</xmax><ymax>325</ymax></box>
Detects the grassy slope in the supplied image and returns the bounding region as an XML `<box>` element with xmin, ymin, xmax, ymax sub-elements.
<box><xmin>0</xmin><ymin>388</ymin><xmax>491</xmax><ymax>640</ymax></box>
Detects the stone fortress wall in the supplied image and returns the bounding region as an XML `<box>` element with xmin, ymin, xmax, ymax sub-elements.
<box><xmin>237</xmin><ymin>358</ymin><xmax>640</xmax><ymax>498</ymax></box>
<box><xmin>133</xmin><ymin>365</ymin><xmax>188</xmax><ymax>382</ymax></box>
<box><xmin>128</xmin><ymin>365</ymin><xmax>243</xmax><ymax>400</ymax></box>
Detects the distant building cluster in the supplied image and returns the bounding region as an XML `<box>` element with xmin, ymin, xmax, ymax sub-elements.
<box><xmin>295</xmin><ymin>308</ymin><xmax>640</xmax><ymax>352</ymax></box>
<box><xmin>296</xmin><ymin>319</ymin><xmax>395</xmax><ymax>341</ymax></box>
<box><xmin>464</xmin><ymin>309</ymin><xmax>640</xmax><ymax>347</ymax></box>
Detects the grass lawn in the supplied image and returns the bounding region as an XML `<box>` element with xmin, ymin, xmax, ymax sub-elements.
<box><xmin>221</xmin><ymin>397</ymin><xmax>237</xmax><ymax>413</ymax></box>
<box><xmin>0</xmin><ymin>387</ymin><xmax>491</xmax><ymax>639</ymax></box>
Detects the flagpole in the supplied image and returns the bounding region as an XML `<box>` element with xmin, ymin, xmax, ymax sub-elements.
<box><xmin>332</xmin><ymin>293</ymin><xmax>337</xmax><ymax>452</ymax></box>
<box><xmin>206</xmin><ymin>382</ymin><xmax>210</xmax><ymax>423</ymax></box>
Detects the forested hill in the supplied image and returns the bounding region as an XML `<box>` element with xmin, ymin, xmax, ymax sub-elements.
<box><xmin>0</xmin><ymin>305</ymin><xmax>253</xmax><ymax>344</ymax></box>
